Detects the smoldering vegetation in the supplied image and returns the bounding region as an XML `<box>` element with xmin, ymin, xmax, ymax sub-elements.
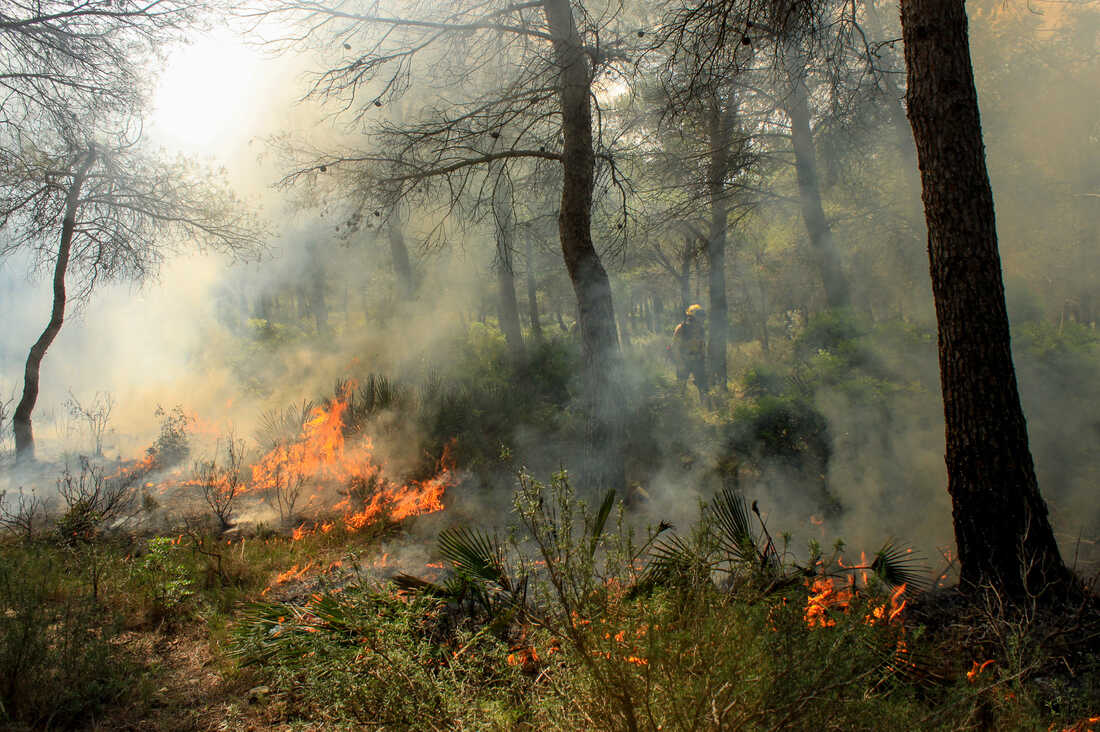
<box><xmin>0</xmin><ymin>0</ymin><xmax>1098</xmax><ymax>729</ymax></box>
<box><xmin>8</xmin><ymin>20</ymin><xmax>1098</xmax><ymax>569</ymax></box>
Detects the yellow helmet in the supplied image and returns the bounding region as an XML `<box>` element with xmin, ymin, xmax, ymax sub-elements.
<box><xmin>686</xmin><ymin>304</ymin><xmax>706</xmax><ymax>318</ymax></box>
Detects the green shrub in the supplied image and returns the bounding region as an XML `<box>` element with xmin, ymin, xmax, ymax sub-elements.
<box><xmin>230</xmin><ymin>588</ymin><xmax>535</xmax><ymax>728</ymax></box>
<box><xmin>793</xmin><ymin>308</ymin><xmax>869</xmax><ymax>362</ymax></box>
<box><xmin>0</xmin><ymin>546</ymin><xmax>137</xmax><ymax>728</ymax></box>
<box><xmin>135</xmin><ymin>536</ymin><xmax>195</xmax><ymax>622</ymax></box>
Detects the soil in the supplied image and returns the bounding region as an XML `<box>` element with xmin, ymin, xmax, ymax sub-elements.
<box><xmin>91</xmin><ymin>627</ymin><xmax>278</xmax><ymax>732</ymax></box>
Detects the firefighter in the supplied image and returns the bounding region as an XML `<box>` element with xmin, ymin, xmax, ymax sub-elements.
<box><xmin>671</xmin><ymin>304</ymin><xmax>708</xmax><ymax>394</ymax></box>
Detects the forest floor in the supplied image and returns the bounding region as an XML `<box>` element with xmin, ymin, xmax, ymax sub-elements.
<box><xmin>0</xmin><ymin>512</ymin><xmax>1088</xmax><ymax>732</ymax></box>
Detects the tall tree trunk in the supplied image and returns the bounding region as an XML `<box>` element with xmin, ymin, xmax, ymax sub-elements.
<box><xmin>388</xmin><ymin>220</ymin><xmax>416</xmax><ymax>297</ymax></box>
<box><xmin>785</xmin><ymin>69</ymin><xmax>850</xmax><ymax>309</ymax></box>
<box><xmin>13</xmin><ymin>149</ymin><xmax>96</xmax><ymax>462</ymax></box>
<box><xmin>706</xmin><ymin>95</ymin><xmax>736</xmax><ymax>392</ymax></box>
<box><xmin>543</xmin><ymin>0</ymin><xmax>626</xmax><ymax>497</ymax></box>
<box><xmin>901</xmin><ymin>0</ymin><xmax>1068</xmax><ymax>600</ymax></box>
<box><xmin>525</xmin><ymin>236</ymin><xmax>543</xmax><ymax>342</ymax></box>
<box><xmin>304</xmin><ymin>243</ymin><xmax>330</xmax><ymax>337</ymax></box>
<box><xmin>679</xmin><ymin>241</ymin><xmax>692</xmax><ymax>314</ymax></box>
<box><xmin>493</xmin><ymin>180</ymin><xmax>525</xmax><ymax>361</ymax></box>
<box><xmin>310</xmin><ymin>280</ymin><xmax>329</xmax><ymax>337</ymax></box>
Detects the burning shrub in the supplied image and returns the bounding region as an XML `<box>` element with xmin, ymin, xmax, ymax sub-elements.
<box><xmin>343</xmin><ymin>469</ymin><xmax>391</xmax><ymax>512</ymax></box>
<box><xmin>388</xmin><ymin>472</ymin><xmax>929</xmax><ymax>730</ymax></box>
<box><xmin>193</xmin><ymin>435</ymin><xmax>246</xmax><ymax>533</ymax></box>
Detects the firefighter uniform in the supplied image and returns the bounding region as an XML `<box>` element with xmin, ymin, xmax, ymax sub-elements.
<box><xmin>672</xmin><ymin>305</ymin><xmax>708</xmax><ymax>393</ymax></box>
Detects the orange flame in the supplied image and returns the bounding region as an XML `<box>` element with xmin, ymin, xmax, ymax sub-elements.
<box><xmin>967</xmin><ymin>659</ymin><xmax>996</xmax><ymax>683</ymax></box>
<box><xmin>132</xmin><ymin>388</ymin><xmax>455</xmax><ymax>537</ymax></box>
<box><xmin>804</xmin><ymin>577</ymin><xmax>853</xmax><ymax>628</ymax></box>
<box><xmin>273</xmin><ymin>561</ymin><xmax>314</xmax><ymax>585</ymax></box>
<box><xmin>805</xmin><ymin>577</ymin><xmax>907</xmax><ymax>629</ymax></box>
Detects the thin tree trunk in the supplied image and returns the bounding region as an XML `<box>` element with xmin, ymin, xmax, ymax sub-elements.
<box><xmin>388</xmin><ymin>220</ymin><xmax>416</xmax><ymax>296</ymax></box>
<box><xmin>13</xmin><ymin>149</ymin><xmax>96</xmax><ymax>462</ymax></box>
<box><xmin>305</xmin><ymin>244</ymin><xmax>330</xmax><ymax>337</ymax></box>
<box><xmin>525</xmin><ymin>237</ymin><xmax>543</xmax><ymax>342</ymax></box>
<box><xmin>706</xmin><ymin>95</ymin><xmax>736</xmax><ymax>392</ymax></box>
<box><xmin>494</xmin><ymin>183</ymin><xmax>525</xmax><ymax>361</ymax></box>
<box><xmin>618</xmin><ymin>310</ymin><xmax>632</xmax><ymax>349</ymax></box>
<box><xmin>310</xmin><ymin>281</ymin><xmax>329</xmax><ymax>337</ymax></box>
<box><xmin>901</xmin><ymin>0</ymin><xmax>1068</xmax><ymax>600</ymax></box>
<box><xmin>785</xmin><ymin>69</ymin><xmax>850</xmax><ymax>309</ymax></box>
<box><xmin>544</xmin><ymin>0</ymin><xmax>625</xmax><ymax>497</ymax></box>
<box><xmin>679</xmin><ymin>242</ymin><xmax>692</xmax><ymax>314</ymax></box>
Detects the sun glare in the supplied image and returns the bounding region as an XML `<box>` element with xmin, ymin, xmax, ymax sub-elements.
<box><xmin>151</xmin><ymin>33</ymin><xmax>264</xmax><ymax>155</ymax></box>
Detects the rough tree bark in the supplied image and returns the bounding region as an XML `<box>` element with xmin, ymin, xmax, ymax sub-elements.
<box><xmin>901</xmin><ymin>0</ymin><xmax>1069</xmax><ymax>600</ymax></box>
<box><xmin>543</xmin><ymin>0</ymin><xmax>625</xmax><ymax>495</ymax></box>
<box><xmin>13</xmin><ymin>149</ymin><xmax>96</xmax><ymax>462</ymax></box>
<box><xmin>785</xmin><ymin>71</ymin><xmax>850</xmax><ymax>310</ymax></box>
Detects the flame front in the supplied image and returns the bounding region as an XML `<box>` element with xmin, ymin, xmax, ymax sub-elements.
<box><xmin>249</xmin><ymin>393</ymin><xmax>455</xmax><ymax>536</ymax></box>
<box><xmin>119</xmin><ymin>389</ymin><xmax>454</xmax><ymax>535</ymax></box>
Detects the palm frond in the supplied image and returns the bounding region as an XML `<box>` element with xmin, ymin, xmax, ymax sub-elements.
<box><xmin>709</xmin><ymin>488</ymin><xmax>759</xmax><ymax>564</ymax></box>
<box><xmin>870</xmin><ymin>541</ymin><xmax>928</xmax><ymax>591</ymax></box>
<box><xmin>391</xmin><ymin>572</ymin><xmax>449</xmax><ymax>596</ymax></box>
<box><xmin>228</xmin><ymin>601</ymin><xmax>311</xmax><ymax>666</ymax></box>
<box><xmin>630</xmin><ymin>533</ymin><xmax>705</xmax><ymax>597</ymax></box>
<box><xmin>588</xmin><ymin>487</ymin><xmax>616</xmax><ymax>560</ymax></box>
<box><xmin>438</xmin><ymin>527</ymin><xmax>510</xmax><ymax>590</ymax></box>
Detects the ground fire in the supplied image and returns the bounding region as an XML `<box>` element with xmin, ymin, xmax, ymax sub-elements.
<box><xmin>111</xmin><ymin>388</ymin><xmax>454</xmax><ymax>536</ymax></box>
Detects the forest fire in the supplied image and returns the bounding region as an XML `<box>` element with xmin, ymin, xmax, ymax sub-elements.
<box><xmin>250</xmin><ymin>392</ymin><xmax>454</xmax><ymax>534</ymax></box>
<box><xmin>105</xmin><ymin>389</ymin><xmax>455</xmax><ymax>536</ymax></box>
<box><xmin>803</xmin><ymin>575</ymin><xmax>907</xmax><ymax>629</ymax></box>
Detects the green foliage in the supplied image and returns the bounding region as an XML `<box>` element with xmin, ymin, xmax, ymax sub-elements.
<box><xmin>136</xmin><ymin>536</ymin><xmax>195</xmax><ymax>620</ymax></box>
<box><xmin>793</xmin><ymin>308</ymin><xmax>869</xmax><ymax>362</ymax></box>
<box><xmin>1016</xmin><ymin>320</ymin><xmax>1100</xmax><ymax>362</ymax></box>
<box><xmin>0</xmin><ymin>545</ymin><xmax>137</xmax><ymax>728</ymax></box>
<box><xmin>742</xmin><ymin>365</ymin><xmax>788</xmax><ymax>399</ymax></box>
<box><xmin>727</xmin><ymin>396</ymin><xmax>831</xmax><ymax>466</ymax></box>
<box><xmin>384</xmin><ymin>474</ymin><xmax>939</xmax><ymax>731</ymax></box>
<box><xmin>229</xmin><ymin>587</ymin><xmax>535</xmax><ymax>729</ymax></box>
<box><xmin>415</xmin><ymin>329</ymin><xmax>580</xmax><ymax>475</ymax></box>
